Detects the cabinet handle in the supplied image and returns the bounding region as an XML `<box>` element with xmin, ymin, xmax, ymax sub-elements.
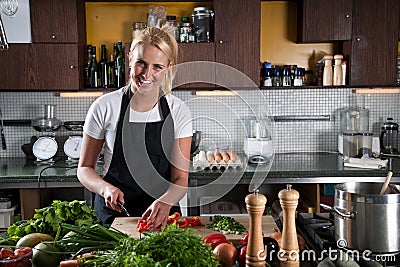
<box><xmin>219</xmin><ymin>40</ymin><xmax>223</xmax><ymax>44</ymax></box>
<box><xmin>345</xmin><ymin>14</ymin><xmax>350</xmax><ymax>18</ymax></box>
<box><xmin>50</xmin><ymin>34</ymin><xmax>56</xmax><ymax>39</ymax></box>
<box><xmin>69</xmin><ymin>65</ymin><xmax>76</xmax><ymax>69</ymax></box>
<box><xmin>356</xmin><ymin>37</ymin><xmax>361</xmax><ymax>42</ymax></box>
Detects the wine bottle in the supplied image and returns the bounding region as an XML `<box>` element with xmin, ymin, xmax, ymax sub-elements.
<box><xmin>99</xmin><ymin>44</ymin><xmax>108</xmax><ymax>88</ymax></box>
<box><xmin>107</xmin><ymin>53</ymin><xmax>115</xmax><ymax>88</ymax></box>
<box><xmin>83</xmin><ymin>44</ymin><xmax>92</xmax><ymax>88</ymax></box>
<box><xmin>90</xmin><ymin>46</ymin><xmax>99</xmax><ymax>88</ymax></box>
<box><xmin>114</xmin><ymin>41</ymin><xmax>125</xmax><ymax>88</ymax></box>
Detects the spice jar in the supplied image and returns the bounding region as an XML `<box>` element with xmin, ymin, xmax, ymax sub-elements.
<box><xmin>165</xmin><ymin>15</ymin><xmax>180</xmax><ymax>41</ymax></box>
<box><xmin>132</xmin><ymin>22</ymin><xmax>147</xmax><ymax>40</ymax></box>
<box><xmin>180</xmin><ymin>17</ymin><xmax>195</xmax><ymax>43</ymax></box>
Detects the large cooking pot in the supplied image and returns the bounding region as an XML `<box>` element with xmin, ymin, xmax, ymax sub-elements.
<box><xmin>332</xmin><ymin>182</ymin><xmax>400</xmax><ymax>254</ymax></box>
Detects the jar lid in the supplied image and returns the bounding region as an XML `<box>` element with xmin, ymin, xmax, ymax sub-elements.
<box><xmin>166</xmin><ymin>15</ymin><xmax>177</xmax><ymax>20</ymax></box>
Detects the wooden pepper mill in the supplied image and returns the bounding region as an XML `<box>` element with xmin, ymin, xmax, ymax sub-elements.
<box><xmin>245</xmin><ymin>189</ymin><xmax>267</xmax><ymax>267</ymax></box>
<box><xmin>279</xmin><ymin>184</ymin><xmax>300</xmax><ymax>267</ymax></box>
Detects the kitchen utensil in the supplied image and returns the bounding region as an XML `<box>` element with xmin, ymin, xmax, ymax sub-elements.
<box><xmin>0</xmin><ymin>0</ymin><xmax>18</xmax><ymax>17</ymax></box>
<box><xmin>380</xmin><ymin>118</ymin><xmax>399</xmax><ymax>154</ymax></box>
<box><xmin>0</xmin><ymin>107</ymin><xmax>6</xmax><ymax>149</ymax></box>
<box><xmin>190</xmin><ymin>130</ymin><xmax>201</xmax><ymax>155</ymax></box>
<box><xmin>0</xmin><ymin>14</ymin><xmax>8</xmax><ymax>50</ymax></box>
<box><xmin>31</xmin><ymin>104</ymin><xmax>62</xmax><ymax>132</ymax></box>
<box><xmin>118</xmin><ymin>201</ymin><xmax>130</xmax><ymax>217</ymax></box>
<box><xmin>380</xmin><ymin>170</ymin><xmax>393</xmax><ymax>194</ymax></box>
<box><xmin>331</xmin><ymin>182</ymin><xmax>400</xmax><ymax>253</ymax></box>
<box><xmin>64</xmin><ymin>121</ymin><xmax>84</xmax><ymax>131</ymax></box>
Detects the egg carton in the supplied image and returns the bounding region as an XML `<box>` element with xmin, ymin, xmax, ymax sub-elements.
<box><xmin>192</xmin><ymin>151</ymin><xmax>243</xmax><ymax>170</ymax></box>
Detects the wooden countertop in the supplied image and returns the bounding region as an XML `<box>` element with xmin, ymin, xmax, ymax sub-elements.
<box><xmin>111</xmin><ymin>215</ymin><xmax>277</xmax><ymax>245</ymax></box>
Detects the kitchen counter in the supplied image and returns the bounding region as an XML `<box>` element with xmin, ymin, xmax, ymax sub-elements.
<box><xmin>0</xmin><ymin>152</ymin><xmax>399</xmax><ymax>188</ymax></box>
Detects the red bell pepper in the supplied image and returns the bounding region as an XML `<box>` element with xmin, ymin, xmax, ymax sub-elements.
<box><xmin>136</xmin><ymin>219</ymin><xmax>149</xmax><ymax>233</ymax></box>
<box><xmin>240</xmin><ymin>232</ymin><xmax>249</xmax><ymax>244</ymax></box>
<box><xmin>176</xmin><ymin>217</ymin><xmax>190</xmax><ymax>228</ymax></box>
<box><xmin>203</xmin><ymin>233</ymin><xmax>228</xmax><ymax>250</ymax></box>
<box><xmin>238</xmin><ymin>245</ymin><xmax>247</xmax><ymax>267</ymax></box>
<box><xmin>168</xmin><ymin>211</ymin><xmax>181</xmax><ymax>221</ymax></box>
<box><xmin>188</xmin><ymin>216</ymin><xmax>204</xmax><ymax>226</ymax></box>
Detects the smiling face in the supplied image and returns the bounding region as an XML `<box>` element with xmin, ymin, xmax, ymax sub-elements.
<box><xmin>129</xmin><ymin>44</ymin><xmax>170</xmax><ymax>95</ymax></box>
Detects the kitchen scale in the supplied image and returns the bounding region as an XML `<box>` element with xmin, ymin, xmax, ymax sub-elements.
<box><xmin>63</xmin><ymin>121</ymin><xmax>84</xmax><ymax>164</ymax></box>
<box><xmin>31</xmin><ymin>104</ymin><xmax>62</xmax><ymax>165</ymax></box>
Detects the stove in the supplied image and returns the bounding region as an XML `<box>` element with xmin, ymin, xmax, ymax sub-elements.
<box><xmin>296</xmin><ymin>213</ymin><xmax>400</xmax><ymax>267</ymax></box>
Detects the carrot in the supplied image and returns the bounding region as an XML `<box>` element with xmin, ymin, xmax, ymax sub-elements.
<box><xmin>59</xmin><ymin>259</ymin><xmax>83</xmax><ymax>267</ymax></box>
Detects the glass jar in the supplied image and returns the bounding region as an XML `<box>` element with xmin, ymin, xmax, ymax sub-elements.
<box><xmin>132</xmin><ymin>22</ymin><xmax>147</xmax><ymax>40</ymax></box>
<box><xmin>192</xmin><ymin>7</ymin><xmax>214</xmax><ymax>42</ymax></box>
<box><xmin>165</xmin><ymin>16</ymin><xmax>180</xmax><ymax>41</ymax></box>
<box><xmin>180</xmin><ymin>20</ymin><xmax>195</xmax><ymax>43</ymax></box>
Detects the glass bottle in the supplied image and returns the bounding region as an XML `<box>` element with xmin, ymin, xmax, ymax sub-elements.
<box><xmin>263</xmin><ymin>68</ymin><xmax>272</xmax><ymax>87</ymax></box>
<box><xmin>180</xmin><ymin>17</ymin><xmax>194</xmax><ymax>43</ymax></box>
<box><xmin>83</xmin><ymin>44</ymin><xmax>92</xmax><ymax>88</ymax></box>
<box><xmin>293</xmin><ymin>67</ymin><xmax>303</xmax><ymax>86</ymax></box>
<box><xmin>114</xmin><ymin>41</ymin><xmax>125</xmax><ymax>88</ymax></box>
<box><xmin>90</xmin><ymin>46</ymin><xmax>99</xmax><ymax>88</ymax></box>
<box><xmin>107</xmin><ymin>53</ymin><xmax>115</xmax><ymax>88</ymax></box>
<box><xmin>132</xmin><ymin>22</ymin><xmax>147</xmax><ymax>40</ymax></box>
<box><xmin>99</xmin><ymin>44</ymin><xmax>108</xmax><ymax>88</ymax></box>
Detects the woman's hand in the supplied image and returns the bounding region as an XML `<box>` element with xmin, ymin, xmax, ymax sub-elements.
<box><xmin>102</xmin><ymin>185</ymin><xmax>124</xmax><ymax>212</ymax></box>
<box><xmin>141</xmin><ymin>200</ymin><xmax>172</xmax><ymax>230</ymax></box>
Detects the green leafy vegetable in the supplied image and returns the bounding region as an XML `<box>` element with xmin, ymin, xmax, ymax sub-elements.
<box><xmin>83</xmin><ymin>224</ymin><xmax>219</xmax><ymax>267</ymax></box>
<box><xmin>207</xmin><ymin>215</ymin><xmax>247</xmax><ymax>234</ymax></box>
<box><xmin>7</xmin><ymin>200</ymin><xmax>98</xmax><ymax>238</ymax></box>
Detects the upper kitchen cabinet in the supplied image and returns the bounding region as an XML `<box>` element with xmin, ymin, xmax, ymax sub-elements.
<box><xmin>343</xmin><ymin>0</ymin><xmax>399</xmax><ymax>86</ymax></box>
<box><xmin>214</xmin><ymin>0</ymin><xmax>260</xmax><ymax>87</ymax></box>
<box><xmin>0</xmin><ymin>0</ymin><xmax>86</xmax><ymax>90</ymax></box>
<box><xmin>297</xmin><ymin>0</ymin><xmax>352</xmax><ymax>42</ymax></box>
<box><xmin>30</xmin><ymin>0</ymin><xmax>86</xmax><ymax>43</ymax></box>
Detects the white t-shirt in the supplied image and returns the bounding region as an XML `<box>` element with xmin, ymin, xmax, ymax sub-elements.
<box><xmin>83</xmin><ymin>89</ymin><xmax>193</xmax><ymax>176</ymax></box>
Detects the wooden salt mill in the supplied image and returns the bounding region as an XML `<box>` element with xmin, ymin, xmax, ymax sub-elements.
<box><xmin>245</xmin><ymin>190</ymin><xmax>267</xmax><ymax>267</ymax></box>
<box><xmin>279</xmin><ymin>184</ymin><xmax>300</xmax><ymax>267</ymax></box>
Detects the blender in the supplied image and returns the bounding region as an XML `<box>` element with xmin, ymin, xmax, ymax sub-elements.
<box><xmin>243</xmin><ymin>117</ymin><xmax>273</xmax><ymax>164</ymax></box>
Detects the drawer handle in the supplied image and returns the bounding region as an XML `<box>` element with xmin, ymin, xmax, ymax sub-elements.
<box><xmin>50</xmin><ymin>34</ymin><xmax>56</xmax><ymax>39</ymax></box>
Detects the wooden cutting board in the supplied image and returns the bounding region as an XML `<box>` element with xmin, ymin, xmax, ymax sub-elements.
<box><xmin>111</xmin><ymin>216</ymin><xmax>277</xmax><ymax>245</ymax></box>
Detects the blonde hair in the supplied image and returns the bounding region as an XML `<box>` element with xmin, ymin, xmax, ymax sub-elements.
<box><xmin>127</xmin><ymin>26</ymin><xmax>178</xmax><ymax>95</ymax></box>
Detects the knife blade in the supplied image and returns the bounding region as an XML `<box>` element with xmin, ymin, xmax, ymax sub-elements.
<box><xmin>118</xmin><ymin>201</ymin><xmax>130</xmax><ymax>217</ymax></box>
<box><xmin>0</xmin><ymin>108</ymin><xmax>6</xmax><ymax>150</ymax></box>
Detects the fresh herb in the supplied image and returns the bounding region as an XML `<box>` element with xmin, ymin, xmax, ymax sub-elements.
<box><xmin>207</xmin><ymin>215</ymin><xmax>247</xmax><ymax>234</ymax></box>
<box><xmin>83</xmin><ymin>224</ymin><xmax>220</xmax><ymax>267</ymax></box>
<box><xmin>7</xmin><ymin>200</ymin><xmax>98</xmax><ymax>238</ymax></box>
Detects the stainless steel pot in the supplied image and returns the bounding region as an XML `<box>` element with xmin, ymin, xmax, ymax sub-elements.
<box><xmin>332</xmin><ymin>182</ymin><xmax>400</xmax><ymax>254</ymax></box>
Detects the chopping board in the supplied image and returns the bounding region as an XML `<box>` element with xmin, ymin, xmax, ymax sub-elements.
<box><xmin>111</xmin><ymin>216</ymin><xmax>277</xmax><ymax>245</ymax></box>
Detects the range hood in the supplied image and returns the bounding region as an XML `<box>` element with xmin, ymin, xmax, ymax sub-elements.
<box><xmin>0</xmin><ymin>0</ymin><xmax>31</xmax><ymax>49</ymax></box>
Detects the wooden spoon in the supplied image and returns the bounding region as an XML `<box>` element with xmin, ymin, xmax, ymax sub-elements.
<box><xmin>380</xmin><ymin>171</ymin><xmax>393</xmax><ymax>195</ymax></box>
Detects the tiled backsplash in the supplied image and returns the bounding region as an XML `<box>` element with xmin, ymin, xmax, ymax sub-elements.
<box><xmin>0</xmin><ymin>88</ymin><xmax>399</xmax><ymax>158</ymax></box>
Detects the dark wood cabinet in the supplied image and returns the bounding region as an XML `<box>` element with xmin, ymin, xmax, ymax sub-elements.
<box><xmin>344</xmin><ymin>0</ymin><xmax>399</xmax><ymax>86</ymax></box>
<box><xmin>0</xmin><ymin>0</ymin><xmax>85</xmax><ymax>90</ymax></box>
<box><xmin>30</xmin><ymin>0</ymin><xmax>86</xmax><ymax>43</ymax></box>
<box><xmin>176</xmin><ymin>0</ymin><xmax>260</xmax><ymax>88</ymax></box>
<box><xmin>297</xmin><ymin>0</ymin><xmax>352</xmax><ymax>42</ymax></box>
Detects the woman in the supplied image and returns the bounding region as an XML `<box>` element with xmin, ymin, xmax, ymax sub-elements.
<box><xmin>77</xmin><ymin>26</ymin><xmax>192</xmax><ymax>229</ymax></box>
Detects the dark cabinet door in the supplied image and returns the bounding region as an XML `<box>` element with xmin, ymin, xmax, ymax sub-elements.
<box><xmin>30</xmin><ymin>0</ymin><xmax>85</xmax><ymax>43</ymax></box>
<box><xmin>214</xmin><ymin>0</ymin><xmax>260</xmax><ymax>87</ymax></box>
<box><xmin>0</xmin><ymin>45</ymin><xmax>31</xmax><ymax>89</ymax></box>
<box><xmin>349</xmin><ymin>0</ymin><xmax>399</xmax><ymax>86</ymax></box>
<box><xmin>297</xmin><ymin>0</ymin><xmax>352</xmax><ymax>42</ymax></box>
<box><xmin>30</xmin><ymin>44</ymin><xmax>80</xmax><ymax>90</ymax></box>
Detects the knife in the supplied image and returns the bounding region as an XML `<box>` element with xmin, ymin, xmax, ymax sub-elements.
<box><xmin>0</xmin><ymin>108</ymin><xmax>6</xmax><ymax>150</ymax></box>
<box><xmin>118</xmin><ymin>201</ymin><xmax>131</xmax><ymax>217</ymax></box>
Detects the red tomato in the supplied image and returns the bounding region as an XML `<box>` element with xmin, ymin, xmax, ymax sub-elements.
<box><xmin>188</xmin><ymin>216</ymin><xmax>204</xmax><ymax>226</ymax></box>
<box><xmin>0</xmin><ymin>247</ymin><xmax>14</xmax><ymax>260</ymax></box>
<box><xmin>238</xmin><ymin>245</ymin><xmax>247</xmax><ymax>267</ymax></box>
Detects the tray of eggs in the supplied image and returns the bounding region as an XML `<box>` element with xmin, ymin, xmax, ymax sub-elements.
<box><xmin>192</xmin><ymin>150</ymin><xmax>243</xmax><ymax>170</ymax></box>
